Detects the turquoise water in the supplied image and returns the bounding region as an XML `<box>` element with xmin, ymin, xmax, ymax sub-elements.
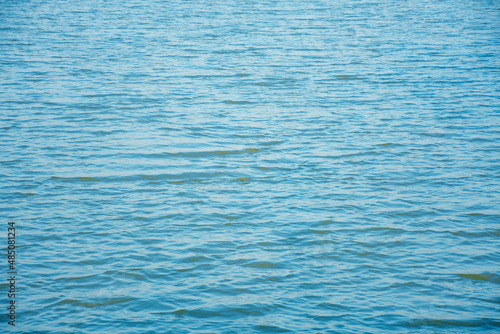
<box><xmin>1</xmin><ymin>0</ymin><xmax>500</xmax><ymax>332</ymax></box>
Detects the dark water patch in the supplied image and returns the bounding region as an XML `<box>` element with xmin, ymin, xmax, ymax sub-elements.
<box><xmin>244</xmin><ymin>261</ymin><xmax>283</xmax><ymax>269</ymax></box>
<box><xmin>457</xmin><ymin>273</ymin><xmax>500</xmax><ymax>284</ymax></box>
<box><xmin>170</xmin><ymin>148</ymin><xmax>260</xmax><ymax>157</ymax></box>
<box><xmin>405</xmin><ymin>318</ymin><xmax>500</xmax><ymax>328</ymax></box>
<box><xmin>50</xmin><ymin>171</ymin><xmax>227</xmax><ymax>184</ymax></box>
<box><xmin>254</xmin><ymin>324</ymin><xmax>293</xmax><ymax>333</ymax></box>
<box><xmin>57</xmin><ymin>297</ymin><xmax>136</xmax><ymax>308</ymax></box>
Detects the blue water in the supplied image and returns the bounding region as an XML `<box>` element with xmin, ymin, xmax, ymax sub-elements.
<box><xmin>1</xmin><ymin>0</ymin><xmax>500</xmax><ymax>332</ymax></box>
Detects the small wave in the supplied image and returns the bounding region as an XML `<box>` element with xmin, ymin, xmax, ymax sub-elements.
<box><xmin>163</xmin><ymin>303</ymin><xmax>275</xmax><ymax>318</ymax></box>
<box><xmin>406</xmin><ymin>318</ymin><xmax>497</xmax><ymax>328</ymax></box>
<box><xmin>335</xmin><ymin>74</ymin><xmax>364</xmax><ymax>80</ymax></box>
<box><xmin>222</xmin><ymin>100</ymin><xmax>255</xmax><ymax>104</ymax></box>
<box><xmin>457</xmin><ymin>272</ymin><xmax>500</xmax><ymax>284</ymax></box>
<box><xmin>244</xmin><ymin>261</ymin><xmax>282</xmax><ymax>269</ymax></box>
<box><xmin>57</xmin><ymin>297</ymin><xmax>136</xmax><ymax>308</ymax></box>
<box><xmin>171</xmin><ymin>148</ymin><xmax>259</xmax><ymax>157</ymax></box>
<box><xmin>50</xmin><ymin>171</ymin><xmax>225</xmax><ymax>184</ymax></box>
<box><xmin>254</xmin><ymin>324</ymin><xmax>293</xmax><ymax>333</ymax></box>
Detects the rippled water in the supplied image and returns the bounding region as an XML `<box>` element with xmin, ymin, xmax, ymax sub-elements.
<box><xmin>1</xmin><ymin>0</ymin><xmax>500</xmax><ymax>332</ymax></box>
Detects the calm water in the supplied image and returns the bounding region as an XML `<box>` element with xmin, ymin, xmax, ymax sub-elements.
<box><xmin>1</xmin><ymin>0</ymin><xmax>500</xmax><ymax>332</ymax></box>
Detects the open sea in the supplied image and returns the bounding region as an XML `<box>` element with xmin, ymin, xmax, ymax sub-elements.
<box><xmin>1</xmin><ymin>0</ymin><xmax>500</xmax><ymax>333</ymax></box>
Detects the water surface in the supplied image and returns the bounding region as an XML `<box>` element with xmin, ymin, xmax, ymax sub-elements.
<box><xmin>1</xmin><ymin>0</ymin><xmax>499</xmax><ymax>332</ymax></box>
